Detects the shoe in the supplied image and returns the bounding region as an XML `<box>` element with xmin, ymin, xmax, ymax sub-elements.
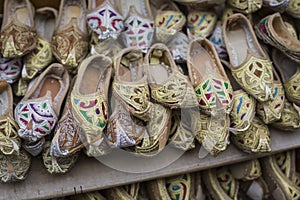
<box><xmin>255</xmin><ymin>12</ymin><xmax>300</xmax><ymax>63</ymax></box>
<box><xmin>227</xmin><ymin>0</ymin><xmax>263</xmax><ymax>14</ymax></box>
<box><xmin>229</xmin><ymin>159</ymin><xmax>262</xmax><ymax>181</ymax></box>
<box><xmin>50</xmin><ymin>76</ymin><xmax>83</xmax><ymax>157</ymax></box>
<box><xmin>223</xmin><ymin>13</ymin><xmax>274</xmax><ymax>102</ymax></box>
<box><xmin>187</xmin><ymin>38</ymin><xmax>233</xmax><ymax>114</ymax></box>
<box><xmin>0</xmin><ymin>149</ymin><xmax>31</xmax><ymax>183</ymax></box>
<box><xmin>261</xmin><ymin>150</ymin><xmax>300</xmax><ymax>199</ymax></box>
<box><xmin>272</xmin><ymin>49</ymin><xmax>300</xmax><ymax>107</ymax></box>
<box><xmin>187</xmin><ymin>10</ymin><xmax>217</xmax><ymax>39</ymax></box>
<box><xmin>87</xmin><ymin>0</ymin><xmax>124</xmax><ymax>41</ymax></box>
<box><xmin>52</xmin><ymin>0</ymin><xmax>89</xmax><ymax>72</ymax></box>
<box><xmin>263</xmin><ymin>0</ymin><xmax>290</xmax><ymax>12</ymax></box>
<box><xmin>166</xmin><ymin>31</ymin><xmax>189</xmax><ymax>63</ymax></box>
<box><xmin>209</xmin><ymin>21</ymin><xmax>228</xmax><ymax>59</ymax></box>
<box><xmin>112</xmin><ymin>47</ymin><xmax>152</xmax><ymax>121</ymax></box>
<box><xmin>105</xmin><ymin>183</ymin><xmax>139</xmax><ymax>200</ymax></box>
<box><xmin>154</xmin><ymin>1</ymin><xmax>186</xmax><ymax>43</ymax></box>
<box><xmin>231</xmin><ymin>117</ymin><xmax>271</xmax><ymax>153</ymax></box>
<box><xmin>43</xmin><ymin>142</ymin><xmax>79</xmax><ymax>174</ymax></box>
<box><xmin>0</xmin><ymin>55</ymin><xmax>22</xmax><ymax>84</ymax></box>
<box><xmin>0</xmin><ymin>80</ymin><xmax>21</xmax><ymax>155</ymax></box>
<box><xmin>145</xmin><ymin>43</ymin><xmax>198</xmax><ymax>109</ymax></box>
<box><xmin>256</xmin><ymin>66</ymin><xmax>285</xmax><ymax>124</ymax></box>
<box><xmin>271</xmin><ymin>100</ymin><xmax>300</xmax><ymax>131</ymax></box>
<box><xmin>22</xmin><ymin>7</ymin><xmax>57</xmax><ymax>81</ymax></box>
<box><xmin>202</xmin><ymin>167</ymin><xmax>239</xmax><ymax>200</ymax></box>
<box><xmin>286</xmin><ymin>0</ymin><xmax>300</xmax><ymax>18</ymax></box>
<box><xmin>0</xmin><ymin>0</ymin><xmax>36</xmax><ymax>58</ymax></box>
<box><xmin>71</xmin><ymin>54</ymin><xmax>112</xmax><ymax>154</ymax></box>
<box><xmin>15</xmin><ymin>63</ymin><xmax>70</xmax><ymax>155</ymax></box>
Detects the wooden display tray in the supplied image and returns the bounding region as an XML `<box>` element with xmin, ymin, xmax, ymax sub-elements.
<box><xmin>1</xmin><ymin>128</ymin><xmax>300</xmax><ymax>200</ymax></box>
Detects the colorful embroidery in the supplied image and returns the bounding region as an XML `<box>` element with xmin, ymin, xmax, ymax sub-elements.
<box><xmin>166</xmin><ymin>174</ymin><xmax>191</xmax><ymax>200</ymax></box>
<box><xmin>87</xmin><ymin>2</ymin><xmax>124</xmax><ymax>40</ymax></box>
<box><xmin>15</xmin><ymin>98</ymin><xmax>57</xmax><ymax>142</ymax></box>
<box><xmin>0</xmin><ymin>57</ymin><xmax>21</xmax><ymax>83</ymax></box>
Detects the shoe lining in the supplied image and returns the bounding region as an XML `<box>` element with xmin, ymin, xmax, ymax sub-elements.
<box><xmin>35</xmin><ymin>12</ymin><xmax>56</xmax><ymax>41</ymax></box>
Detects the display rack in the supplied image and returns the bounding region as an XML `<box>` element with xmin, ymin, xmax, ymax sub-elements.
<box><xmin>1</xmin><ymin>128</ymin><xmax>299</xmax><ymax>200</ymax></box>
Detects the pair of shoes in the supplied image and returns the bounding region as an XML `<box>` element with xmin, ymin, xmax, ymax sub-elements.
<box><xmin>14</xmin><ymin>63</ymin><xmax>70</xmax><ymax>156</ymax></box>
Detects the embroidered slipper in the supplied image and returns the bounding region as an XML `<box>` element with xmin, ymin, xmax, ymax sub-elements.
<box><xmin>202</xmin><ymin>167</ymin><xmax>239</xmax><ymax>200</ymax></box>
<box><xmin>87</xmin><ymin>0</ymin><xmax>124</xmax><ymax>41</ymax></box>
<box><xmin>223</xmin><ymin>13</ymin><xmax>274</xmax><ymax>102</ymax></box>
<box><xmin>187</xmin><ymin>10</ymin><xmax>217</xmax><ymax>40</ymax></box>
<box><xmin>0</xmin><ymin>80</ymin><xmax>21</xmax><ymax>155</ymax></box>
<box><xmin>0</xmin><ymin>149</ymin><xmax>31</xmax><ymax>183</ymax></box>
<box><xmin>165</xmin><ymin>174</ymin><xmax>194</xmax><ymax>200</ymax></box>
<box><xmin>71</xmin><ymin>54</ymin><xmax>112</xmax><ymax>156</ymax></box>
<box><xmin>261</xmin><ymin>150</ymin><xmax>300</xmax><ymax>199</ymax></box>
<box><xmin>51</xmin><ymin>0</ymin><xmax>89</xmax><ymax>72</ymax></box>
<box><xmin>43</xmin><ymin>142</ymin><xmax>79</xmax><ymax>174</ymax></box>
<box><xmin>272</xmin><ymin>49</ymin><xmax>300</xmax><ymax>107</ymax></box>
<box><xmin>187</xmin><ymin>39</ymin><xmax>233</xmax><ymax>115</ymax></box>
<box><xmin>271</xmin><ymin>100</ymin><xmax>300</xmax><ymax>131</ymax></box>
<box><xmin>209</xmin><ymin>21</ymin><xmax>228</xmax><ymax>59</ymax></box>
<box><xmin>223</xmin><ymin>61</ymin><xmax>256</xmax><ymax>132</ymax></box>
<box><xmin>112</xmin><ymin>47</ymin><xmax>152</xmax><ymax>121</ymax></box>
<box><xmin>117</xmin><ymin>0</ymin><xmax>154</xmax><ymax>52</ymax></box>
<box><xmin>166</xmin><ymin>31</ymin><xmax>189</xmax><ymax>63</ymax></box>
<box><xmin>145</xmin><ymin>43</ymin><xmax>198</xmax><ymax>109</ymax></box>
<box><xmin>227</xmin><ymin>0</ymin><xmax>263</xmax><ymax>14</ymax></box>
<box><xmin>255</xmin><ymin>12</ymin><xmax>300</xmax><ymax>63</ymax></box>
<box><xmin>154</xmin><ymin>1</ymin><xmax>186</xmax><ymax>43</ymax></box>
<box><xmin>231</xmin><ymin>117</ymin><xmax>271</xmax><ymax>153</ymax></box>
<box><xmin>0</xmin><ymin>0</ymin><xmax>37</xmax><ymax>58</ymax></box>
<box><xmin>15</xmin><ymin>63</ymin><xmax>70</xmax><ymax>155</ymax></box>
<box><xmin>256</xmin><ymin>65</ymin><xmax>285</xmax><ymax>124</ymax></box>
<box><xmin>0</xmin><ymin>55</ymin><xmax>22</xmax><ymax>84</ymax></box>
<box><xmin>50</xmin><ymin>76</ymin><xmax>83</xmax><ymax>157</ymax></box>
<box><xmin>286</xmin><ymin>0</ymin><xmax>300</xmax><ymax>18</ymax></box>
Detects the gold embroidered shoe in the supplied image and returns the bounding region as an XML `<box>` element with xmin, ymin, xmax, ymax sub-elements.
<box><xmin>261</xmin><ymin>150</ymin><xmax>300</xmax><ymax>200</ymax></box>
<box><xmin>112</xmin><ymin>47</ymin><xmax>152</xmax><ymax>121</ymax></box>
<box><xmin>227</xmin><ymin>0</ymin><xmax>263</xmax><ymax>14</ymax></box>
<box><xmin>256</xmin><ymin>67</ymin><xmax>285</xmax><ymax>124</ymax></box>
<box><xmin>286</xmin><ymin>0</ymin><xmax>300</xmax><ymax>18</ymax></box>
<box><xmin>0</xmin><ymin>149</ymin><xmax>31</xmax><ymax>183</ymax></box>
<box><xmin>0</xmin><ymin>0</ymin><xmax>37</xmax><ymax>58</ymax></box>
<box><xmin>0</xmin><ymin>81</ymin><xmax>21</xmax><ymax>155</ymax></box>
<box><xmin>187</xmin><ymin>39</ymin><xmax>233</xmax><ymax>114</ymax></box>
<box><xmin>202</xmin><ymin>167</ymin><xmax>239</xmax><ymax>200</ymax></box>
<box><xmin>52</xmin><ymin>0</ymin><xmax>89</xmax><ymax>73</ymax></box>
<box><xmin>223</xmin><ymin>13</ymin><xmax>274</xmax><ymax>102</ymax></box>
<box><xmin>272</xmin><ymin>49</ymin><xmax>300</xmax><ymax>107</ymax></box>
<box><xmin>22</xmin><ymin>7</ymin><xmax>57</xmax><ymax>81</ymax></box>
<box><xmin>71</xmin><ymin>55</ymin><xmax>112</xmax><ymax>156</ymax></box>
<box><xmin>154</xmin><ymin>1</ymin><xmax>186</xmax><ymax>43</ymax></box>
<box><xmin>134</xmin><ymin>103</ymin><xmax>172</xmax><ymax>157</ymax></box>
<box><xmin>50</xmin><ymin>77</ymin><xmax>83</xmax><ymax>157</ymax></box>
<box><xmin>43</xmin><ymin>142</ymin><xmax>79</xmax><ymax>174</ymax></box>
<box><xmin>145</xmin><ymin>43</ymin><xmax>198</xmax><ymax>109</ymax></box>
<box><xmin>165</xmin><ymin>174</ymin><xmax>194</xmax><ymax>200</ymax></box>
<box><xmin>187</xmin><ymin>10</ymin><xmax>217</xmax><ymax>40</ymax></box>
<box><xmin>255</xmin><ymin>12</ymin><xmax>300</xmax><ymax>63</ymax></box>
<box><xmin>271</xmin><ymin>100</ymin><xmax>300</xmax><ymax>131</ymax></box>
<box><xmin>231</xmin><ymin>117</ymin><xmax>271</xmax><ymax>153</ymax></box>
<box><xmin>15</xmin><ymin>64</ymin><xmax>70</xmax><ymax>155</ymax></box>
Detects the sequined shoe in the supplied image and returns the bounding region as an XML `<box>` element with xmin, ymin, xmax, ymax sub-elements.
<box><xmin>255</xmin><ymin>12</ymin><xmax>300</xmax><ymax>63</ymax></box>
<box><xmin>51</xmin><ymin>0</ymin><xmax>89</xmax><ymax>72</ymax></box>
<box><xmin>223</xmin><ymin>13</ymin><xmax>274</xmax><ymax>102</ymax></box>
<box><xmin>71</xmin><ymin>55</ymin><xmax>112</xmax><ymax>156</ymax></box>
<box><xmin>22</xmin><ymin>7</ymin><xmax>57</xmax><ymax>81</ymax></box>
<box><xmin>0</xmin><ymin>149</ymin><xmax>31</xmax><ymax>183</ymax></box>
<box><xmin>15</xmin><ymin>63</ymin><xmax>70</xmax><ymax>155</ymax></box>
<box><xmin>0</xmin><ymin>81</ymin><xmax>21</xmax><ymax>155</ymax></box>
<box><xmin>0</xmin><ymin>0</ymin><xmax>37</xmax><ymax>58</ymax></box>
<box><xmin>187</xmin><ymin>38</ymin><xmax>233</xmax><ymax>114</ymax></box>
<box><xmin>145</xmin><ymin>43</ymin><xmax>198</xmax><ymax>109</ymax></box>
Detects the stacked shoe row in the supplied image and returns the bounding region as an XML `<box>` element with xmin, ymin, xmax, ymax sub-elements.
<box><xmin>47</xmin><ymin>149</ymin><xmax>300</xmax><ymax>200</ymax></box>
<box><xmin>0</xmin><ymin>0</ymin><xmax>299</xmax><ymax>185</ymax></box>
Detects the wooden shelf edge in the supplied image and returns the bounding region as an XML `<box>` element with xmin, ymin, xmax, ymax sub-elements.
<box><xmin>1</xmin><ymin>128</ymin><xmax>299</xmax><ymax>200</ymax></box>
